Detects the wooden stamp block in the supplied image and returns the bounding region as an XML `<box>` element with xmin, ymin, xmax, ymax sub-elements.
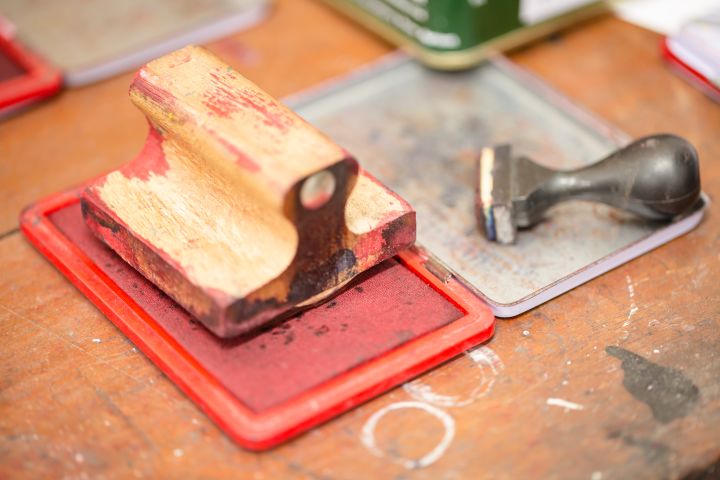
<box><xmin>81</xmin><ymin>46</ymin><xmax>415</xmax><ymax>338</ymax></box>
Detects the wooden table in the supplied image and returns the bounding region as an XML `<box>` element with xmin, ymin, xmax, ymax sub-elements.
<box><xmin>1</xmin><ymin>1</ymin><xmax>719</xmax><ymax>478</ymax></box>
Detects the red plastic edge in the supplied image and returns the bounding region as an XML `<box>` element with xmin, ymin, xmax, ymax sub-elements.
<box><xmin>0</xmin><ymin>29</ymin><xmax>62</xmax><ymax>110</ymax></box>
<box><xmin>19</xmin><ymin>186</ymin><xmax>495</xmax><ymax>451</ymax></box>
<box><xmin>661</xmin><ymin>38</ymin><xmax>720</xmax><ymax>102</ymax></box>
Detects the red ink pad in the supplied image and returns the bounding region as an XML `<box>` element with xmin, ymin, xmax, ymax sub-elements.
<box><xmin>20</xmin><ymin>186</ymin><xmax>495</xmax><ymax>450</ymax></box>
<box><xmin>0</xmin><ymin>45</ymin><xmax>24</xmax><ymax>81</ymax></box>
<box><xmin>0</xmin><ymin>17</ymin><xmax>61</xmax><ymax>115</ymax></box>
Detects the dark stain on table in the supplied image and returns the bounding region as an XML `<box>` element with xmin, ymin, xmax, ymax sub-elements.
<box><xmin>606</xmin><ymin>346</ymin><xmax>700</xmax><ymax>423</ymax></box>
<box><xmin>607</xmin><ymin>430</ymin><xmax>671</xmax><ymax>471</ymax></box>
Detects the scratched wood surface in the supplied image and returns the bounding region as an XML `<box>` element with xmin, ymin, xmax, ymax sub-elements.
<box><xmin>1</xmin><ymin>2</ymin><xmax>720</xmax><ymax>479</ymax></box>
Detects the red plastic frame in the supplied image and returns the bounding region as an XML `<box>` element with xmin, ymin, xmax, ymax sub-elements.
<box><xmin>20</xmin><ymin>186</ymin><xmax>495</xmax><ymax>450</ymax></box>
<box><xmin>0</xmin><ymin>22</ymin><xmax>61</xmax><ymax>111</ymax></box>
<box><xmin>661</xmin><ymin>38</ymin><xmax>720</xmax><ymax>102</ymax></box>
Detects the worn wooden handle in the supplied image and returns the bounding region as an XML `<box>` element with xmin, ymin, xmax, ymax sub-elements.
<box><xmin>81</xmin><ymin>46</ymin><xmax>415</xmax><ymax>338</ymax></box>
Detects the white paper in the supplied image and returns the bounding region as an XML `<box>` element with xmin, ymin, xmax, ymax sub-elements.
<box><xmin>611</xmin><ymin>0</ymin><xmax>720</xmax><ymax>35</ymax></box>
<box><xmin>520</xmin><ymin>0</ymin><xmax>596</xmax><ymax>24</ymax></box>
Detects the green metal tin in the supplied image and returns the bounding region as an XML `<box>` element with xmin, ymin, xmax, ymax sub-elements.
<box><xmin>324</xmin><ymin>0</ymin><xmax>607</xmax><ymax>70</ymax></box>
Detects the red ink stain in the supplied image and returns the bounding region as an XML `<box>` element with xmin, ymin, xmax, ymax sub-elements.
<box><xmin>48</xmin><ymin>204</ymin><xmax>466</xmax><ymax>412</ymax></box>
<box><xmin>131</xmin><ymin>72</ymin><xmax>177</xmax><ymax>107</ymax></box>
<box><xmin>120</xmin><ymin>126</ymin><xmax>169</xmax><ymax>181</ymax></box>
<box><xmin>350</xmin><ymin>172</ymin><xmax>416</xmax><ymax>263</ymax></box>
<box><xmin>202</xmin><ymin>70</ymin><xmax>294</xmax><ymax>132</ymax></box>
<box><xmin>168</xmin><ymin>52</ymin><xmax>192</xmax><ymax>68</ymax></box>
<box><xmin>352</xmin><ymin>230</ymin><xmax>385</xmax><ymax>262</ymax></box>
<box><xmin>208</xmin><ymin>129</ymin><xmax>260</xmax><ymax>172</ymax></box>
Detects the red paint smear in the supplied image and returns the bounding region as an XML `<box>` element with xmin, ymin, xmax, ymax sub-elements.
<box><xmin>131</xmin><ymin>72</ymin><xmax>177</xmax><ymax>108</ymax></box>
<box><xmin>352</xmin><ymin>210</ymin><xmax>415</xmax><ymax>265</ymax></box>
<box><xmin>167</xmin><ymin>52</ymin><xmax>192</xmax><ymax>68</ymax></box>
<box><xmin>353</xmin><ymin>229</ymin><xmax>385</xmax><ymax>262</ymax></box>
<box><xmin>119</xmin><ymin>126</ymin><xmax>169</xmax><ymax>181</ymax></box>
<box><xmin>350</xmin><ymin>171</ymin><xmax>415</xmax><ymax>262</ymax></box>
<box><xmin>203</xmin><ymin>70</ymin><xmax>294</xmax><ymax>133</ymax></box>
<box><xmin>50</xmin><ymin>203</ymin><xmax>463</xmax><ymax>413</ymax></box>
<box><xmin>208</xmin><ymin>128</ymin><xmax>260</xmax><ymax>172</ymax></box>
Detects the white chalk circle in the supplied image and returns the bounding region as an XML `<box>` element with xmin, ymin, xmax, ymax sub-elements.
<box><xmin>360</xmin><ymin>401</ymin><xmax>455</xmax><ymax>469</ymax></box>
<box><xmin>403</xmin><ymin>346</ymin><xmax>505</xmax><ymax>407</ymax></box>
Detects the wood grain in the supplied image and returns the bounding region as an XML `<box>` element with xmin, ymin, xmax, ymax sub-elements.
<box><xmin>1</xmin><ymin>4</ymin><xmax>719</xmax><ymax>480</ymax></box>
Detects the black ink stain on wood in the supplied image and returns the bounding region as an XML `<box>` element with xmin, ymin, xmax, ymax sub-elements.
<box><xmin>606</xmin><ymin>346</ymin><xmax>700</xmax><ymax>423</ymax></box>
<box><xmin>607</xmin><ymin>430</ymin><xmax>671</xmax><ymax>469</ymax></box>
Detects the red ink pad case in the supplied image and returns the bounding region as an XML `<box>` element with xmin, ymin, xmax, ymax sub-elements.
<box><xmin>20</xmin><ymin>186</ymin><xmax>495</xmax><ymax>450</ymax></box>
<box><xmin>662</xmin><ymin>37</ymin><xmax>720</xmax><ymax>103</ymax></box>
<box><xmin>0</xmin><ymin>17</ymin><xmax>61</xmax><ymax>116</ymax></box>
